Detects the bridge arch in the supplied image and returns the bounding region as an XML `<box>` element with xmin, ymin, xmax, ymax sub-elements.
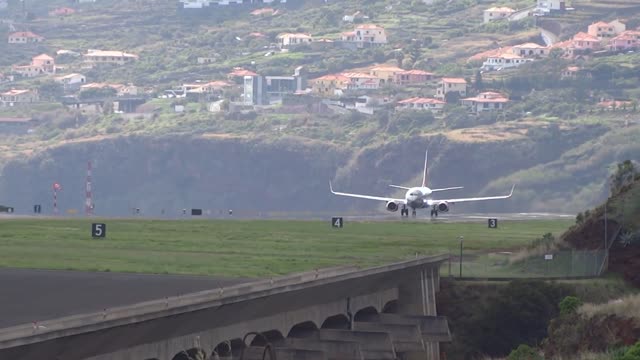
<box><xmin>382</xmin><ymin>299</ymin><xmax>398</xmax><ymax>313</ymax></box>
<box><xmin>249</xmin><ymin>330</ymin><xmax>285</xmax><ymax>346</ymax></box>
<box><xmin>321</xmin><ymin>314</ymin><xmax>350</xmax><ymax>329</ymax></box>
<box><xmin>212</xmin><ymin>338</ymin><xmax>244</xmax><ymax>359</ymax></box>
<box><xmin>354</xmin><ymin>306</ymin><xmax>379</xmax><ymax>322</ymax></box>
<box><xmin>287</xmin><ymin>320</ymin><xmax>319</xmax><ymax>338</ymax></box>
<box><xmin>171</xmin><ymin>347</ymin><xmax>207</xmax><ymax>360</ymax></box>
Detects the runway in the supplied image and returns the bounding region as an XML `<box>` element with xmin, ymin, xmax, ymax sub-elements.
<box><xmin>0</xmin><ymin>268</ymin><xmax>247</xmax><ymax>329</ymax></box>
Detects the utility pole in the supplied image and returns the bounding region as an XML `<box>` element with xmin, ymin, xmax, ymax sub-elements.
<box><xmin>459</xmin><ymin>236</ymin><xmax>464</xmax><ymax>278</ymax></box>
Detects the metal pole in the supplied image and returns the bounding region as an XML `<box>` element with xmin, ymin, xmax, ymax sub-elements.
<box><xmin>459</xmin><ymin>236</ymin><xmax>464</xmax><ymax>278</ymax></box>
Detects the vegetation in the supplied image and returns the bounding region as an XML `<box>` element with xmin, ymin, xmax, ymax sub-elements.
<box><xmin>0</xmin><ymin>218</ymin><xmax>571</xmax><ymax>276</ymax></box>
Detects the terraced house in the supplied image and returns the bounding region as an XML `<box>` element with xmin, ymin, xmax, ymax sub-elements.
<box><xmin>83</xmin><ymin>50</ymin><xmax>139</xmax><ymax>66</ymax></box>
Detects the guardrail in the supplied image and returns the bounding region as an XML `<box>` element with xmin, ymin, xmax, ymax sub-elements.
<box><xmin>0</xmin><ymin>255</ymin><xmax>448</xmax><ymax>348</ymax></box>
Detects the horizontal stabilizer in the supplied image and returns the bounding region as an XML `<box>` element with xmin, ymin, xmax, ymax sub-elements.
<box><xmin>431</xmin><ymin>186</ymin><xmax>464</xmax><ymax>192</ymax></box>
<box><xmin>389</xmin><ymin>185</ymin><xmax>411</xmax><ymax>190</ymax></box>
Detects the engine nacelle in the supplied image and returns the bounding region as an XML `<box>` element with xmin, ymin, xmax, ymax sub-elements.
<box><xmin>437</xmin><ymin>202</ymin><xmax>450</xmax><ymax>212</ymax></box>
<box><xmin>386</xmin><ymin>201</ymin><xmax>399</xmax><ymax>212</ymax></box>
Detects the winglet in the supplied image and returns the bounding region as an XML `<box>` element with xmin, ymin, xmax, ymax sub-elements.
<box><xmin>329</xmin><ymin>180</ymin><xmax>335</xmax><ymax>194</ymax></box>
<box><xmin>508</xmin><ymin>184</ymin><xmax>516</xmax><ymax>197</ymax></box>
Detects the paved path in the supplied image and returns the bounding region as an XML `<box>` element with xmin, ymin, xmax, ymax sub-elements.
<box><xmin>0</xmin><ymin>268</ymin><xmax>247</xmax><ymax>329</ymax></box>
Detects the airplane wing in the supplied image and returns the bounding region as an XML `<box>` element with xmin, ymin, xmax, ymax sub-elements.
<box><xmin>330</xmin><ymin>182</ymin><xmax>406</xmax><ymax>203</ymax></box>
<box><xmin>427</xmin><ymin>185</ymin><xmax>515</xmax><ymax>205</ymax></box>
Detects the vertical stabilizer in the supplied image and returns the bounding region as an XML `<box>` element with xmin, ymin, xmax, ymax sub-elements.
<box><xmin>422</xmin><ymin>150</ymin><xmax>429</xmax><ymax>187</ymax></box>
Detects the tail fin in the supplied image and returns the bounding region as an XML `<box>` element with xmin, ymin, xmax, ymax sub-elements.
<box><xmin>422</xmin><ymin>150</ymin><xmax>428</xmax><ymax>188</ymax></box>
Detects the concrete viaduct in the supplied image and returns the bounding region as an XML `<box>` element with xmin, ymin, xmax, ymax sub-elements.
<box><xmin>0</xmin><ymin>255</ymin><xmax>450</xmax><ymax>360</ymax></box>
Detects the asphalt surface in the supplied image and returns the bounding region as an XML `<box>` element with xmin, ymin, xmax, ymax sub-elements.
<box><xmin>0</xmin><ymin>268</ymin><xmax>247</xmax><ymax>329</ymax></box>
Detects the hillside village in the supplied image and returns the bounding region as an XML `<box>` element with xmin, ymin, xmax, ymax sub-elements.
<box><xmin>0</xmin><ymin>0</ymin><xmax>639</xmax><ymax>136</ymax></box>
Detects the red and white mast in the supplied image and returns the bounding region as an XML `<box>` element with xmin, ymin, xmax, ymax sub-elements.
<box><xmin>85</xmin><ymin>161</ymin><xmax>93</xmax><ymax>216</ymax></box>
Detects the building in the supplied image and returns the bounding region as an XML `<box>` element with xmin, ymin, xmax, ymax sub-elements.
<box><xmin>311</xmin><ymin>74</ymin><xmax>350</xmax><ymax>96</ymax></box>
<box><xmin>342</xmin><ymin>72</ymin><xmax>381</xmax><ymax>90</ymax></box>
<box><xmin>536</xmin><ymin>0</ymin><xmax>568</xmax><ymax>12</ymax></box>
<box><xmin>560</xmin><ymin>66</ymin><xmax>591</xmax><ymax>80</ymax></box>
<box><xmin>436</xmin><ymin>78</ymin><xmax>467</xmax><ymax>100</ymax></box>
<box><xmin>369</xmin><ymin>65</ymin><xmax>404</xmax><ymax>85</ymax></box>
<box><xmin>483</xmin><ymin>7</ymin><xmax>515</xmax><ymax>23</ymax></box>
<box><xmin>609</xmin><ymin>31</ymin><xmax>640</xmax><ymax>51</ymax></box>
<box><xmin>461</xmin><ymin>92</ymin><xmax>509</xmax><ymax>114</ymax></box>
<box><xmin>396</xmin><ymin>97</ymin><xmax>446</xmax><ymax>112</ymax></box>
<box><xmin>276</xmin><ymin>33</ymin><xmax>313</xmax><ymax>48</ymax></box>
<box><xmin>49</xmin><ymin>7</ymin><xmax>76</xmax><ymax>16</ymax></box>
<box><xmin>341</xmin><ymin>24</ymin><xmax>387</xmax><ymax>48</ymax></box>
<box><xmin>54</xmin><ymin>73</ymin><xmax>86</xmax><ymax>91</ymax></box>
<box><xmin>571</xmin><ymin>32</ymin><xmax>601</xmax><ymax>51</ymax></box>
<box><xmin>242</xmin><ymin>75</ymin><xmax>266</xmax><ymax>105</ymax></box>
<box><xmin>511</xmin><ymin>43</ymin><xmax>549</xmax><ymax>57</ymax></box>
<box><xmin>228</xmin><ymin>67</ymin><xmax>259</xmax><ymax>82</ymax></box>
<box><xmin>12</xmin><ymin>54</ymin><xmax>56</xmax><ymax>78</ymax></box>
<box><xmin>83</xmin><ymin>50</ymin><xmax>139</xmax><ymax>66</ymax></box>
<box><xmin>0</xmin><ymin>89</ymin><xmax>39</xmax><ymax>107</ymax></box>
<box><xmin>481</xmin><ymin>53</ymin><xmax>533</xmax><ymax>71</ymax></box>
<box><xmin>7</xmin><ymin>31</ymin><xmax>44</xmax><ymax>44</ymax></box>
<box><xmin>395</xmin><ymin>70</ymin><xmax>435</xmax><ymax>86</ymax></box>
<box><xmin>587</xmin><ymin>20</ymin><xmax>626</xmax><ymax>40</ymax></box>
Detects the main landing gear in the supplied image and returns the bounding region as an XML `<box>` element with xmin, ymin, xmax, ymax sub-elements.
<box><xmin>400</xmin><ymin>206</ymin><xmax>417</xmax><ymax>217</ymax></box>
<box><xmin>430</xmin><ymin>206</ymin><xmax>439</xmax><ymax>218</ymax></box>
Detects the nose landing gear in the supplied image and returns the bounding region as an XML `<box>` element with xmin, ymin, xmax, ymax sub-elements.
<box><xmin>430</xmin><ymin>206</ymin><xmax>439</xmax><ymax>218</ymax></box>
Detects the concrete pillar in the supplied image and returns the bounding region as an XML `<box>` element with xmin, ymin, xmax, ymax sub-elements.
<box><xmin>239</xmin><ymin>346</ymin><xmax>326</xmax><ymax>360</ymax></box>
<box><xmin>352</xmin><ymin>322</ymin><xmax>424</xmax><ymax>353</ymax></box>
<box><xmin>317</xmin><ymin>329</ymin><xmax>396</xmax><ymax>359</ymax></box>
<box><xmin>276</xmin><ymin>337</ymin><xmax>362</xmax><ymax>359</ymax></box>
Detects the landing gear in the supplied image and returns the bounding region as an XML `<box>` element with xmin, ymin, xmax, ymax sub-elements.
<box><xmin>430</xmin><ymin>207</ymin><xmax>439</xmax><ymax>218</ymax></box>
<box><xmin>400</xmin><ymin>205</ymin><xmax>409</xmax><ymax>217</ymax></box>
<box><xmin>412</xmin><ymin>209</ymin><xmax>417</xmax><ymax>217</ymax></box>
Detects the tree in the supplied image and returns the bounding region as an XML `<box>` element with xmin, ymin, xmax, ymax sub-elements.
<box><xmin>475</xmin><ymin>70</ymin><xmax>483</xmax><ymax>91</ymax></box>
<box><xmin>620</xmin><ymin>341</ymin><xmax>640</xmax><ymax>360</ymax></box>
<box><xmin>559</xmin><ymin>296</ymin><xmax>582</xmax><ymax>316</ymax></box>
<box><xmin>38</xmin><ymin>80</ymin><xmax>64</xmax><ymax>101</ymax></box>
<box><xmin>610</xmin><ymin>160</ymin><xmax>637</xmax><ymax>195</ymax></box>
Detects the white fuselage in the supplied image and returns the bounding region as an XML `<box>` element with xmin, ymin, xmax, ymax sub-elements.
<box><xmin>405</xmin><ymin>187</ymin><xmax>433</xmax><ymax>209</ymax></box>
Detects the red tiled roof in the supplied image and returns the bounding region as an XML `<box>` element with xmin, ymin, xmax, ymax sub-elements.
<box><xmin>573</xmin><ymin>32</ymin><xmax>599</xmax><ymax>42</ymax></box>
<box><xmin>399</xmin><ymin>69</ymin><xmax>434</xmax><ymax>76</ymax></box>
<box><xmin>398</xmin><ymin>97</ymin><xmax>445</xmax><ymax>105</ymax></box>
<box><xmin>468</xmin><ymin>47</ymin><xmax>513</xmax><ymax>62</ymax></box>
<box><xmin>228</xmin><ymin>68</ymin><xmax>258</xmax><ymax>77</ymax></box>
<box><xmin>313</xmin><ymin>74</ymin><xmax>349</xmax><ymax>82</ymax></box>
<box><xmin>342</xmin><ymin>72</ymin><xmax>378</xmax><ymax>79</ymax></box>
<box><xmin>442</xmin><ymin>77</ymin><xmax>467</xmax><ymax>84</ymax></box>
<box><xmin>8</xmin><ymin>31</ymin><xmax>44</xmax><ymax>39</ymax></box>
<box><xmin>355</xmin><ymin>24</ymin><xmax>384</xmax><ymax>30</ymax></box>
<box><xmin>369</xmin><ymin>65</ymin><xmax>404</xmax><ymax>72</ymax></box>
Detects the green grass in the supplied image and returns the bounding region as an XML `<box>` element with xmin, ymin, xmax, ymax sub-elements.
<box><xmin>0</xmin><ymin>218</ymin><xmax>572</xmax><ymax>277</ymax></box>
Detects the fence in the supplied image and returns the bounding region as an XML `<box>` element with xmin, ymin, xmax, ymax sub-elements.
<box><xmin>444</xmin><ymin>250</ymin><xmax>608</xmax><ymax>279</ymax></box>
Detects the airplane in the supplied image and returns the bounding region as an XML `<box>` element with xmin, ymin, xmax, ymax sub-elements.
<box><xmin>330</xmin><ymin>150</ymin><xmax>515</xmax><ymax>218</ymax></box>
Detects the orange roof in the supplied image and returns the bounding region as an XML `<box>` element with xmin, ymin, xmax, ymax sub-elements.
<box><xmin>1</xmin><ymin>89</ymin><xmax>32</xmax><ymax>96</ymax></box>
<box><xmin>228</xmin><ymin>67</ymin><xmax>258</xmax><ymax>77</ymax></box>
<box><xmin>355</xmin><ymin>24</ymin><xmax>384</xmax><ymax>30</ymax></box>
<box><xmin>369</xmin><ymin>65</ymin><xmax>404</xmax><ymax>72</ymax></box>
<box><xmin>485</xmin><ymin>6</ymin><xmax>515</xmax><ymax>12</ymax></box>
<box><xmin>512</xmin><ymin>42</ymin><xmax>547</xmax><ymax>49</ymax></box>
<box><xmin>551</xmin><ymin>40</ymin><xmax>574</xmax><ymax>49</ymax></box>
<box><xmin>468</xmin><ymin>47</ymin><xmax>513</xmax><ymax>62</ymax></box>
<box><xmin>313</xmin><ymin>74</ymin><xmax>349</xmax><ymax>82</ymax></box>
<box><xmin>250</xmin><ymin>8</ymin><xmax>274</xmax><ymax>16</ymax></box>
<box><xmin>33</xmin><ymin>54</ymin><xmax>54</xmax><ymax>60</ymax></box>
<box><xmin>565</xmin><ymin>66</ymin><xmax>581</xmax><ymax>72</ymax></box>
<box><xmin>442</xmin><ymin>77</ymin><xmax>467</xmax><ymax>84</ymax></box>
<box><xmin>598</xmin><ymin>100</ymin><xmax>632</xmax><ymax>108</ymax></box>
<box><xmin>342</xmin><ymin>72</ymin><xmax>378</xmax><ymax>79</ymax></box>
<box><xmin>398</xmin><ymin>97</ymin><xmax>445</xmax><ymax>105</ymax></box>
<box><xmin>8</xmin><ymin>31</ymin><xmax>44</xmax><ymax>39</ymax></box>
<box><xmin>573</xmin><ymin>32</ymin><xmax>599</xmax><ymax>42</ymax></box>
<box><xmin>399</xmin><ymin>69</ymin><xmax>434</xmax><ymax>76</ymax></box>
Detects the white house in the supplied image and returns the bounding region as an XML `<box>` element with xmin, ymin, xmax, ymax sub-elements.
<box><xmin>341</xmin><ymin>24</ymin><xmax>387</xmax><ymax>48</ymax></box>
<box><xmin>536</xmin><ymin>0</ymin><xmax>568</xmax><ymax>12</ymax></box>
<box><xmin>461</xmin><ymin>92</ymin><xmax>509</xmax><ymax>114</ymax></box>
<box><xmin>54</xmin><ymin>73</ymin><xmax>86</xmax><ymax>91</ymax></box>
<box><xmin>483</xmin><ymin>7</ymin><xmax>515</xmax><ymax>23</ymax></box>
<box><xmin>276</xmin><ymin>33</ymin><xmax>313</xmax><ymax>48</ymax></box>
<box><xmin>481</xmin><ymin>53</ymin><xmax>533</xmax><ymax>71</ymax></box>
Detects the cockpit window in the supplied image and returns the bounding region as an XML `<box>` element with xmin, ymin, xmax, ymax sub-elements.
<box><xmin>410</xmin><ymin>192</ymin><xmax>420</xmax><ymax>196</ymax></box>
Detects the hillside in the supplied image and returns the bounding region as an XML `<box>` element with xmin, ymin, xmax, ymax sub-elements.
<box><xmin>1</xmin><ymin>0</ymin><xmax>639</xmax><ymax>215</ymax></box>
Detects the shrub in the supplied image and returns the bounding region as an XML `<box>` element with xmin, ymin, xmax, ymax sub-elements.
<box><xmin>508</xmin><ymin>344</ymin><xmax>543</xmax><ymax>360</ymax></box>
<box><xmin>559</xmin><ymin>296</ymin><xmax>582</xmax><ymax>316</ymax></box>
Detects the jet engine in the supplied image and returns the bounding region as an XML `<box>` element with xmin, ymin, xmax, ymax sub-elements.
<box><xmin>437</xmin><ymin>202</ymin><xmax>450</xmax><ymax>212</ymax></box>
<box><xmin>386</xmin><ymin>201</ymin><xmax>399</xmax><ymax>212</ymax></box>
